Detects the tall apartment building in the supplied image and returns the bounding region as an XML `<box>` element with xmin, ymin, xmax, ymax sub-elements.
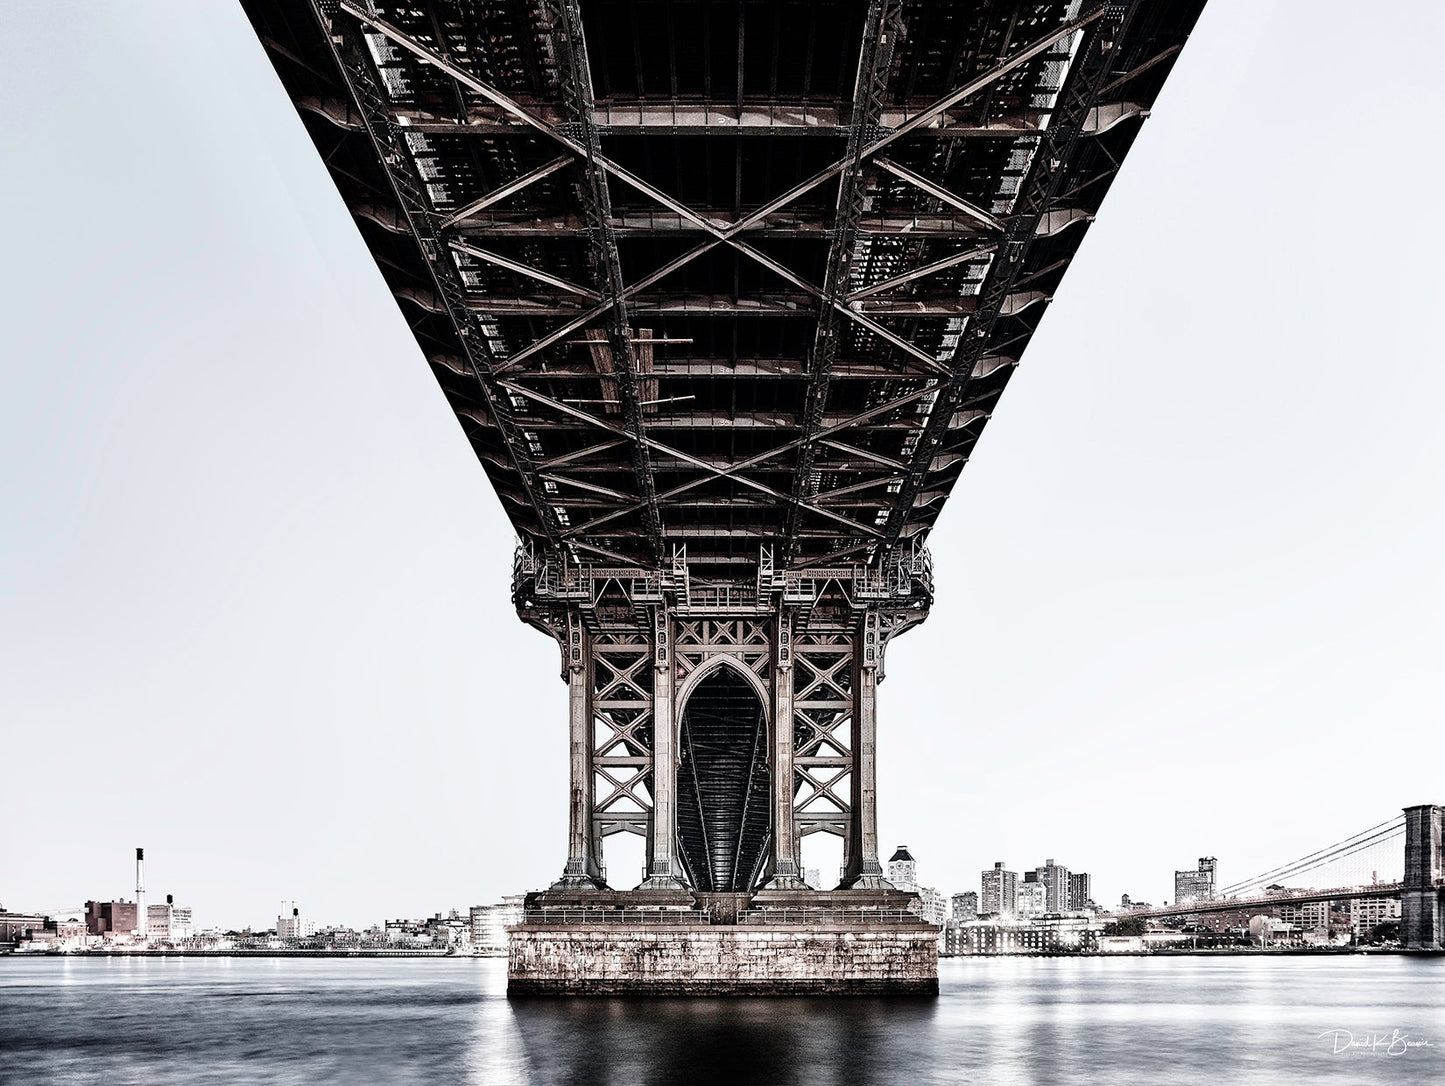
<box><xmin>1174</xmin><ymin>857</ymin><xmax>1218</xmax><ymax>904</ymax></box>
<box><xmin>1068</xmin><ymin>872</ymin><xmax>1093</xmax><ymax>912</ymax></box>
<box><xmin>982</xmin><ymin>863</ymin><xmax>1018</xmax><ymax>917</ymax></box>
<box><xmin>1033</xmin><ymin>859</ymin><xmax>1071</xmax><ymax>913</ymax></box>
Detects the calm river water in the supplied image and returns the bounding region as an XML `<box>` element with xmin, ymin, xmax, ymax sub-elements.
<box><xmin>2</xmin><ymin>955</ymin><xmax>1442</xmax><ymax>1083</ymax></box>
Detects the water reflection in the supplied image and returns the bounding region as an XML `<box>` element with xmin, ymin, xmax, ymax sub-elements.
<box><xmin>1</xmin><ymin>956</ymin><xmax>1442</xmax><ymax>1084</ymax></box>
<box><xmin>508</xmin><ymin>994</ymin><xmax>934</xmax><ymax>1086</ymax></box>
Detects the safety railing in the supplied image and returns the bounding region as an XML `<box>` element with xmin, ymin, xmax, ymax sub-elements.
<box><xmin>520</xmin><ymin>909</ymin><xmax>709</xmax><ymax>926</ymax></box>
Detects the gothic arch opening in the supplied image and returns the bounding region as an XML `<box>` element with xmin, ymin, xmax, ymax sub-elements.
<box><xmin>676</xmin><ymin>663</ymin><xmax>771</xmax><ymax>893</ymax></box>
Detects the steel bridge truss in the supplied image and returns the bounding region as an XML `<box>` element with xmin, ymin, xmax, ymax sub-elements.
<box><xmin>243</xmin><ymin>0</ymin><xmax>1207</xmax><ymax>895</ymax></box>
<box><xmin>246</xmin><ymin>0</ymin><xmax>1206</xmax><ymax>578</ymax></box>
<box><xmin>517</xmin><ymin>545</ymin><xmax>928</xmax><ymax>889</ymax></box>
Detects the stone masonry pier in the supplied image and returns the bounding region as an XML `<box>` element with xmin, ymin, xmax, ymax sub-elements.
<box><xmin>508</xmin><ymin>890</ymin><xmax>938</xmax><ymax>996</ymax></box>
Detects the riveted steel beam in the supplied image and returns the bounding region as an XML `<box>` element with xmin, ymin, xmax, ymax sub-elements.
<box><xmin>877</xmin><ymin>4</ymin><xmax>1138</xmax><ymax>558</ymax></box>
<box><xmin>781</xmin><ymin>0</ymin><xmax>905</xmax><ymax>563</ymax></box>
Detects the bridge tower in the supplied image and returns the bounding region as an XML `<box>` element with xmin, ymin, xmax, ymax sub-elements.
<box><xmin>240</xmin><ymin>0</ymin><xmax>1212</xmax><ymax>991</ymax></box>
<box><xmin>515</xmin><ymin>545</ymin><xmax>930</xmax><ymax>896</ymax></box>
<box><xmin>1402</xmin><ymin>804</ymin><xmax>1444</xmax><ymax>950</ymax></box>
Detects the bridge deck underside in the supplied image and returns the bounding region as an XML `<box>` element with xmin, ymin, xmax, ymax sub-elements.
<box><xmin>243</xmin><ymin>0</ymin><xmax>1205</xmax><ymax>578</ymax></box>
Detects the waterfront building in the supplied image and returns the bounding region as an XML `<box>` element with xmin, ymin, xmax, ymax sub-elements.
<box><xmin>1174</xmin><ymin>857</ymin><xmax>1217</xmax><ymax>904</ymax></box>
<box><xmin>277</xmin><ymin>902</ymin><xmax>315</xmax><ymax>940</ymax></box>
<box><xmin>145</xmin><ymin>895</ymin><xmax>193</xmax><ymax>941</ymax></box>
<box><xmin>1276</xmin><ymin>900</ymin><xmax>1329</xmax><ymax>931</ymax></box>
<box><xmin>887</xmin><ymin>846</ymin><xmax>918</xmax><ymax>891</ymax></box>
<box><xmin>0</xmin><ymin>912</ymin><xmax>52</xmax><ymax>943</ymax></box>
<box><xmin>1068</xmin><ymin>873</ymin><xmax>1093</xmax><ymax>912</ymax></box>
<box><xmin>951</xmin><ymin>892</ymin><xmax>978</xmax><ymax>922</ymax></box>
<box><xmin>147</xmin><ymin>904</ymin><xmax>171</xmax><ymax>940</ymax></box>
<box><xmin>804</xmin><ymin>869</ymin><xmax>822</xmax><ymax>891</ymax></box>
<box><xmin>1349</xmin><ymin>896</ymin><xmax>1402</xmax><ymax>936</ymax></box>
<box><xmin>84</xmin><ymin>900</ymin><xmax>139</xmax><ymax>937</ymax></box>
<box><xmin>470</xmin><ymin>896</ymin><xmax>525</xmax><ymax>954</ymax></box>
<box><xmin>948</xmin><ymin>916</ymin><xmax>1098</xmax><ymax>956</ymax></box>
<box><xmin>425</xmin><ymin>911</ymin><xmax>472</xmax><ymax>949</ymax></box>
<box><xmin>981</xmin><ymin>863</ymin><xmax>1018</xmax><ymax>917</ymax></box>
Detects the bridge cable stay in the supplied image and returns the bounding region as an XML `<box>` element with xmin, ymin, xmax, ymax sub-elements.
<box><xmin>1221</xmin><ymin>826</ymin><xmax>1406</xmax><ymax>897</ymax></box>
<box><xmin>1220</xmin><ymin>817</ymin><xmax>1405</xmax><ymax>897</ymax></box>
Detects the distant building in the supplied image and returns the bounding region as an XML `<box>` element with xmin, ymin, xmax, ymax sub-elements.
<box><xmin>982</xmin><ymin>862</ymin><xmax>1018</xmax><ymax>917</ymax></box>
<box><xmin>915</xmin><ymin>885</ymin><xmax>946</xmax><ymax>927</ymax></box>
<box><xmin>1016</xmin><ymin>881</ymin><xmax>1048</xmax><ymax>918</ymax></box>
<box><xmin>171</xmin><ymin>905</ymin><xmax>195</xmax><ymax>940</ymax></box>
<box><xmin>1174</xmin><ymin>858</ymin><xmax>1217</xmax><ymax>904</ymax></box>
<box><xmin>1277</xmin><ymin>900</ymin><xmax>1329</xmax><ymax>931</ymax></box>
<box><xmin>947</xmin><ymin>916</ymin><xmax>1098</xmax><ymax>955</ymax></box>
<box><xmin>147</xmin><ymin>904</ymin><xmax>171</xmax><ymax>939</ymax></box>
<box><xmin>85</xmin><ymin>900</ymin><xmax>139</xmax><ymax>937</ymax></box>
<box><xmin>951</xmin><ymin>892</ymin><xmax>978</xmax><ymax>922</ymax></box>
<box><xmin>1068</xmin><ymin>873</ymin><xmax>1093</xmax><ymax>912</ymax></box>
<box><xmin>145</xmin><ymin>895</ymin><xmax>193</xmax><ymax>941</ymax></box>
<box><xmin>1034</xmin><ymin>859</ymin><xmax>1071</xmax><ymax>913</ymax></box>
<box><xmin>804</xmin><ymin>868</ymin><xmax>822</xmax><ymax>891</ymax></box>
<box><xmin>0</xmin><ymin>912</ymin><xmax>52</xmax><ymax>943</ymax></box>
<box><xmin>1349</xmin><ymin>896</ymin><xmax>1401</xmax><ymax>936</ymax></box>
<box><xmin>425</xmin><ymin>911</ymin><xmax>472</xmax><ymax>949</ymax></box>
<box><xmin>55</xmin><ymin>919</ymin><xmax>88</xmax><ymax>945</ymax></box>
<box><xmin>887</xmin><ymin>846</ymin><xmax>918</xmax><ymax>891</ymax></box>
<box><xmin>470</xmin><ymin>896</ymin><xmax>525</xmax><ymax>953</ymax></box>
<box><xmin>277</xmin><ymin>902</ymin><xmax>315</xmax><ymax>940</ymax></box>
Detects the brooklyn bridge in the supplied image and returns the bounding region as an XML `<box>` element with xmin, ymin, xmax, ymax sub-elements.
<box><xmin>239</xmin><ymin>0</ymin><xmax>1440</xmax><ymax>992</ymax></box>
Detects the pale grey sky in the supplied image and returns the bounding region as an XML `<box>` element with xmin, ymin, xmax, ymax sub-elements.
<box><xmin>2</xmin><ymin>0</ymin><xmax>1442</xmax><ymax>928</ymax></box>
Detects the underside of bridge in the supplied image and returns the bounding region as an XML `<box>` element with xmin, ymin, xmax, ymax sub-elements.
<box><xmin>243</xmin><ymin>0</ymin><xmax>1208</xmax><ymax>991</ymax></box>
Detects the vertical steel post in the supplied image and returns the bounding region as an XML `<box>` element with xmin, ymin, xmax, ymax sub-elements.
<box><xmin>641</xmin><ymin>605</ymin><xmax>686</xmax><ymax>888</ymax></box>
<box><xmin>555</xmin><ymin>610</ymin><xmax>601</xmax><ymax>887</ymax></box>
<box><xmin>842</xmin><ymin>609</ymin><xmax>888</xmax><ymax>888</ymax></box>
<box><xmin>761</xmin><ymin>611</ymin><xmax>805</xmax><ymax>889</ymax></box>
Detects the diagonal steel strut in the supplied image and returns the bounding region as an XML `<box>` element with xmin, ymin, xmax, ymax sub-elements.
<box><xmin>781</xmin><ymin>0</ymin><xmax>906</xmax><ymax>563</ymax></box>
<box><xmin>540</xmin><ymin>0</ymin><xmax>663</xmax><ymax>562</ymax></box>
<box><xmin>338</xmin><ymin>0</ymin><xmax>1104</xmax><ymax>379</ymax></box>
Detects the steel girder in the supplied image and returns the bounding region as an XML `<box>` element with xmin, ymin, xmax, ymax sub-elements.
<box><xmin>245</xmin><ymin>0</ymin><xmax>1207</xmax><ymax>571</ymax></box>
<box><xmin>781</xmin><ymin>0</ymin><xmax>905</xmax><ymax>563</ymax></box>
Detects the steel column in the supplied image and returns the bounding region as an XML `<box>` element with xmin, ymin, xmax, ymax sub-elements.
<box><xmin>555</xmin><ymin>611</ymin><xmax>602</xmax><ymax>887</ymax></box>
<box><xmin>641</xmin><ymin>606</ymin><xmax>685</xmax><ymax>888</ymax></box>
<box><xmin>762</xmin><ymin>612</ymin><xmax>804</xmax><ymax>889</ymax></box>
<box><xmin>842</xmin><ymin>610</ymin><xmax>886</xmax><ymax>888</ymax></box>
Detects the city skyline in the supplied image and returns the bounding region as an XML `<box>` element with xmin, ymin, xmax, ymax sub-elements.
<box><xmin>3</xmin><ymin>0</ymin><xmax>1444</xmax><ymax>930</ymax></box>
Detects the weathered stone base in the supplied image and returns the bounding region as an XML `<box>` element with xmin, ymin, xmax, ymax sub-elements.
<box><xmin>508</xmin><ymin>906</ymin><xmax>938</xmax><ymax>995</ymax></box>
<box><xmin>1402</xmin><ymin>888</ymin><xmax>1444</xmax><ymax>951</ymax></box>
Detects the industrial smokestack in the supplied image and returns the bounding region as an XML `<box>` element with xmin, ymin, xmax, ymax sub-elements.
<box><xmin>136</xmin><ymin>847</ymin><xmax>147</xmax><ymax>939</ymax></box>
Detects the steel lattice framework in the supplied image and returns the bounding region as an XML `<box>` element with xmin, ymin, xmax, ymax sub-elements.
<box><xmin>243</xmin><ymin>0</ymin><xmax>1207</xmax><ymax>894</ymax></box>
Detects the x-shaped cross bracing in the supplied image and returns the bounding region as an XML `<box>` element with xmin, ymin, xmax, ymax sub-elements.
<box><xmin>497</xmin><ymin>377</ymin><xmax>978</xmax><ymax>542</ymax></box>
<box><xmin>339</xmin><ymin>0</ymin><xmax>1099</xmax><ymax>367</ymax></box>
<box><xmin>336</xmin><ymin>0</ymin><xmax>1099</xmax><ymax>557</ymax></box>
